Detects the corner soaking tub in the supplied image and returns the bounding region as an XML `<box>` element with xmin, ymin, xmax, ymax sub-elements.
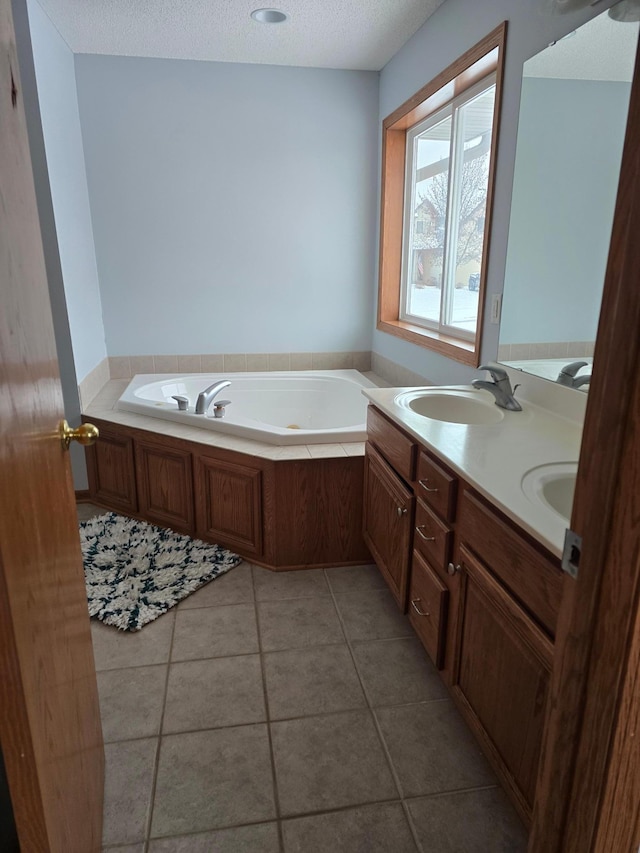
<box><xmin>117</xmin><ymin>369</ymin><xmax>375</xmax><ymax>445</ymax></box>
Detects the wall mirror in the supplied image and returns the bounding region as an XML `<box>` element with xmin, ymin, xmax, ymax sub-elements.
<box><xmin>498</xmin><ymin>2</ymin><xmax>639</xmax><ymax>390</ymax></box>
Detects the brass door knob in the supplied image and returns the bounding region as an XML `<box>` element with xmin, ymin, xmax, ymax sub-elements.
<box><xmin>59</xmin><ymin>420</ymin><xmax>99</xmax><ymax>450</ymax></box>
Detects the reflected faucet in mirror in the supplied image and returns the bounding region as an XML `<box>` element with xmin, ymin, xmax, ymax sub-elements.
<box><xmin>556</xmin><ymin>360</ymin><xmax>591</xmax><ymax>388</ymax></box>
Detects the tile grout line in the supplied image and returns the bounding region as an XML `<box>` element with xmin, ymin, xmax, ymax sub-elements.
<box><xmin>322</xmin><ymin>569</ymin><xmax>429</xmax><ymax>853</ymax></box>
<box><xmin>100</xmin><ymin>693</ymin><xmax>453</xmax><ymax>746</ymax></box>
<box><xmin>143</xmin><ymin>610</ymin><xmax>179</xmax><ymax>851</ymax></box>
<box><xmin>251</xmin><ymin>564</ymin><xmax>286</xmax><ymax>853</ymax></box>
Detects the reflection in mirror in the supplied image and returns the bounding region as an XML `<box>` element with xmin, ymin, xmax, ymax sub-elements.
<box><xmin>498</xmin><ymin>4</ymin><xmax>639</xmax><ymax>390</ymax></box>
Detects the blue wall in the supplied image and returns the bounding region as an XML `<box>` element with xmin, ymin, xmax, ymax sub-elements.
<box><xmin>27</xmin><ymin>0</ymin><xmax>106</xmax><ymax>381</ymax></box>
<box><xmin>74</xmin><ymin>56</ymin><xmax>379</xmax><ymax>357</ymax></box>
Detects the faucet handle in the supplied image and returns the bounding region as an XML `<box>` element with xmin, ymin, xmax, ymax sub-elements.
<box><xmin>477</xmin><ymin>363</ymin><xmax>508</xmax><ymax>382</ymax></box>
<box><xmin>212</xmin><ymin>400</ymin><xmax>231</xmax><ymax>419</ymax></box>
<box><xmin>171</xmin><ymin>395</ymin><xmax>189</xmax><ymax>411</ymax></box>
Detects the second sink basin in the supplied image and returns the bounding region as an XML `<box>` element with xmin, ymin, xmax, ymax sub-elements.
<box><xmin>521</xmin><ymin>462</ymin><xmax>578</xmax><ymax>522</ymax></box>
<box><xmin>395</xmin><ymin>388</ymin><xmax>505</xmax><ymax>425</ymax></box>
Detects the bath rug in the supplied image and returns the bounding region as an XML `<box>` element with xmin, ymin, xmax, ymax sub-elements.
<box><xmin>80</xmin><ymin>512</ymin><xmax>242</xmax><ymax>631</ymax></box>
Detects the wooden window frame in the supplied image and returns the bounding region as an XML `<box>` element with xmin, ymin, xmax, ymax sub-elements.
<box><xmin>377</xmin><ymin>23</ymin><xmax>507</xmax><ymax>366</ymax></box>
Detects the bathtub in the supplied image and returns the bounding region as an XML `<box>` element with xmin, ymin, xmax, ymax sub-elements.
<box><xmin>117</xmin><ymin>370</ymin><xmax>375</xmax><ymax>446</ymax></box>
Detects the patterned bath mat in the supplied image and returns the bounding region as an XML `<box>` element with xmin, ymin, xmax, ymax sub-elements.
<box><xmin>80</xmin><ymin>512</ymin><xmax>242</xmax><ymax>631</ymax></box>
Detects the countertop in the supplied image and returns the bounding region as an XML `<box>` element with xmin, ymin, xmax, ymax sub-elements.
<box><xmin>362</xmin><ymin>385</ymin><xmax>583</xmax><ymax>559</ymax></box>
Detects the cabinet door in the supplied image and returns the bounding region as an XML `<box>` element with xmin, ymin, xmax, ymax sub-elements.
<box><xmin>85</xmin><ymin>423</ymin><xmax>137</xmax><ymax>513</ymax></box>
<box><xmin>195</xmin><ymin>455</ymin><xmax>263</xmax><ymax>557</ymax></box>
<box><xmin>135</xmin><ymin>440</ymin><xmax>194</xmax><ymax>534</ymax></box>
<box><xmin>451</xmin><ymin>544</ymin><xmax>553</xmax><ymax>823</ymax></box>
<box><xmin>363</xmin><ymin>444</ymin><xmax>414</xmax><ymax>610</ymax></box>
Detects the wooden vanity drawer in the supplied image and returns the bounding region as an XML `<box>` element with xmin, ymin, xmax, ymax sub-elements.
<box><xmin>414</xmin><ymin>498</ymin><xmax>452</xmax><ymax>573</ymax></box>
<box><xmin>416</xmin><ymin>450</ymin><xmax>457</xmax><ymax>522</ymax></box>
<box><xmin>409</xmin><ymin>549</ymin><xmax>449</xmax><ymax>669</ymax></box>
<box><xmin>458</xmin><ymin>489</ymin><xmax>563</xmax><ymax>637</ymax></box>
<box><xmin>367</xmin><ymin>406</ymin><xmax>416</xmax><ymax>484</ymax></box>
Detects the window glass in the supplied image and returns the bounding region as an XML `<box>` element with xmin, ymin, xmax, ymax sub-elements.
<box><xmin>400</xmin><ymin>78</ymin><xmax>496</xmax><ymax>341</ymax></box>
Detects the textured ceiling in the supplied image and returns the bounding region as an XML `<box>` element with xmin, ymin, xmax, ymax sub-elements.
<box><xmin>34</xmin><ymin>0</ymin><xmax>447</xmax><ymax>70</ymax></box>
<box><xmin>525</xmin><ymin>9</ymin><xmax>639</xmax><ymax>81</ymax></box>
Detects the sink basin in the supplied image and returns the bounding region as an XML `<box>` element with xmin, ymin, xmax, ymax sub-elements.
<box><xmin>395</xmin><ymin>389</ymin><xmax>504</xmax><ymax>425</ymax></box>
<box><xmin>521</xmin><ymin>462</ymin><xmax>578</xmax><ymax>522</ymax></box>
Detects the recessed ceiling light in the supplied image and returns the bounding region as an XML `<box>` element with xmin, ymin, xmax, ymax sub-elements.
<box><xmin>250</xmin><ymin>9</ymin><xmax>288</xmax><ymax>24</ymax></box>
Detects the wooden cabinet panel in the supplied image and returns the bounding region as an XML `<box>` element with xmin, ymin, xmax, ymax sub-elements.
<box><xmin>409</xmin><ymin>549</ymin><xmax>449</xmax><ymax>669</ymax></box>
<box><xmin>195</xmin><ymin>455</ymin><xmax>263</xmax><ymax>557</ymax></box>
<box><xmin>367</xmin><ymin>406</ymin><xmax>416</xmax><ymax>483</ymax></box>
<box><xmin>363</xmin><ymin>444</ymin><xmax>414</xmax><ymax>610</ymax></box>
<box><xmin>135</xmin><ymin>441</ymin><xmax>194</xmax><ymax>534</ymax></box>
<box><xmin>415</xmin><ymin>450</ymin><xmax>457</xmax><ymax>522</ymax></box>
<box><xmin>273</xmin><ymin>457</ymin><xmax>369</xmax><ymax>569</ymax></box>
<box><xmin>84</xmin><ymin>424</ymin><xmax>137</xmax><ymax>513</ymax></box>
<box><xmin>452</xmin><ymin>544</ymin><xmax>553</xmax><ymax>822</ymax></box>
<box><xmin>458</xmin><ymin>489</ymin><xmax>562</xmax><ymax>636</ymax></box>
<box><xmin>413</xmin><ymin>498</ymin><xmax>452</xmax><ymax>574</ymax></box>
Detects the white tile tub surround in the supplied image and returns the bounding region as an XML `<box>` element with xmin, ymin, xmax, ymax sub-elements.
<box><xmin>497</xmin><ymin>341</ymin><xmax>596</xmax><ymax>361</ymax></box>
<box><xmin>78</xmin><ymin>357</ymin><xmax>110</xmax><ymax>409</ymax></box>
<box><xmin>371</xmin><ymin>352</ymin><xmax>434</xmax><ymax>388</ymax></box>
<box><xmin>116</xmin><ymin>370</ymin><xmax>376</xmax><ymax>446</ymax></box>
<box><xmin>107</xmin><ymin>352</ymin><xmax>372</xmax><ymax>381</ymax></box>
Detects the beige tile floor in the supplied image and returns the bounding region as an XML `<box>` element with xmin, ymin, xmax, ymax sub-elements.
<box><xmin>78</xmin><ymin>503</ymin><xmax>528</xmax><ymax>853</ymax></box>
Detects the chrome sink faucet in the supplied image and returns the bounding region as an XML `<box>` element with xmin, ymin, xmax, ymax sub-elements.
<box><xmin>195</xmin><ymin>380</ymin><xmax>231</xmax><ymax>415</ymax></box>
<box><xmin>472</xmin><ymin>364</ymin><xmax>522</xmax><ymax>411</ymax></box>
<box><xmin>556</xmin><ymin>360</ymin><xmax>591</xmax><ymax>389</ymax></box>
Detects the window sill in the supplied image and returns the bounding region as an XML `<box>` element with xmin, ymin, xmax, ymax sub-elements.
<box><xmin>377</xmin><ymin>318</ymin><xmax>479</xmax><ymax>366</ymax></box>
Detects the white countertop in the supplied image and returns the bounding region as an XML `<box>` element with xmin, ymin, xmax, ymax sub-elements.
<box><xmin>362</xmin><ymin>385</ymin><xmax>583</xmax><ymax>559</ymax></box>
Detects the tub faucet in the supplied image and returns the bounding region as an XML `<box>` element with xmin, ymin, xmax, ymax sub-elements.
<box><xmin>472</xmin><ymin>364</ymin><xmax>522</xmax><ymax>411</ymax></box>
<box><xmin>556</xmin><ymin>361</ymin><xmax>591</xmax><ymax>389</ymax></box>
<box><xmin>195</xmin><ymin>380</ymin><xmax>231</xmax><ymax>415</ymax></box>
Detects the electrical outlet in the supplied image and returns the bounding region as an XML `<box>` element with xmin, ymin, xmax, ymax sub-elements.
<box><xmin>490</xmin><ymin>294</ymin><xmax>502</xmax><ymax>324</ymax></box>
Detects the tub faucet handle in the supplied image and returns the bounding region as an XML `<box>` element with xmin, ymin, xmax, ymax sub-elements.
<box><xmin>213</xmin><ymin>400</ymin><xmax>231</xmax><ymax>419</ymax></box>
<box><xmin>171</xmin><ymin>395</ymin><xmax>189</xmax><ymax>411</ymax></box>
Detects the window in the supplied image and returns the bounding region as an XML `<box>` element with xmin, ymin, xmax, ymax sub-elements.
<box><xmin>378</xmin><ymin>24</ymin><xmax>506</xmax><ymax>365</ymax></box>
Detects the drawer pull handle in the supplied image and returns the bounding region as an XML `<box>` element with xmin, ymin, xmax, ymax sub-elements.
<box><xmin>447</xmin><ymin>562</ymin><xmax>461</xmax><ymax>576</ymax></box>
<box><xmin>416</xmin><ymin>525</ymin><xmax>436</xmax><ymax>542</ymax></box>
<box><xmin>397</xmin><ymin>506</ymin><xmax>408</xmax><ymax>517</ymax></box>
<box><xmin>411</xmin><ymin>598</ymin><xmax>430</xmax><ymax>617</ymax></box>
<box><xmin>419</xmin><ymin>479</ymin><xmax>439</xmax><ymax>493</ymax></box>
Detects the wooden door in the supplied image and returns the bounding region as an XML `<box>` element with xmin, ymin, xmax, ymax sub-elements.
<box><xmin>363</xmin><ymin>444</ymin><xmax>414</xmax><ymax>610</ymax></box>
<box><xmin>0</xmin><ymin>2</ymin><xmax>104</xmax><ymax>850</ymax></box>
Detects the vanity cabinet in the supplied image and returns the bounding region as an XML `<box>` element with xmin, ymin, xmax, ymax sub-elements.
<box><xmin>364</xmin><ymin>403</ymin><xmax>563</xmax><ymax>825</ymax></box>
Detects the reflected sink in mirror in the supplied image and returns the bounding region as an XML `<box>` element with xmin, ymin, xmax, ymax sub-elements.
<box><xmin>521</xmin><ymin>462</ymin><xmax>578</xmax><ymax>522</ymax></box>
<box><xmin>395</xmin><ymin>389</ymin><xmax>505</xmax><ymax>425</ymax></box>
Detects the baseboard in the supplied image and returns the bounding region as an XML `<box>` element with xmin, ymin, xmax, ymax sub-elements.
<box><xmin>75</xmin><ymin>490</ymin><xmax>91</xmax><ymax>502</ymax></box>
